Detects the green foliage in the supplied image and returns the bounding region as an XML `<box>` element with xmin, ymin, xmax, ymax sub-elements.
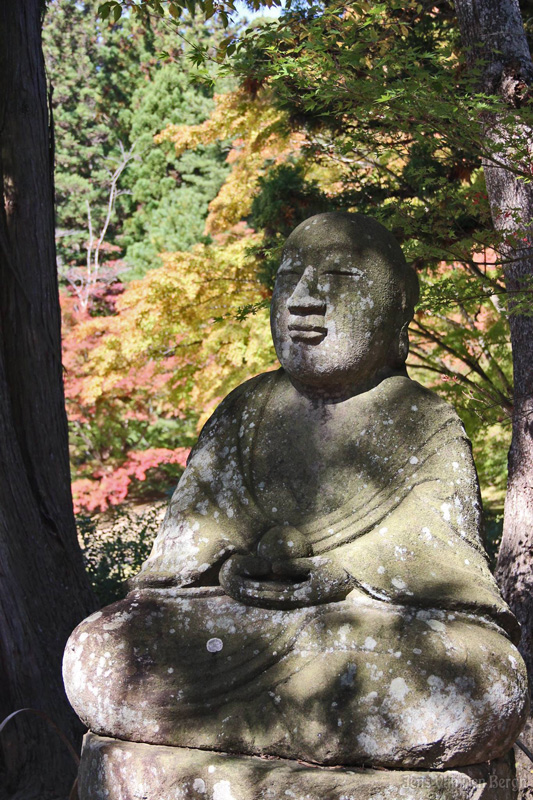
<box><xmin>120</xmin><ymin>61</ymin><xmax>230</xmax><ymax>276</ymax></box>
<box><xmin>45</xmin><ymin>1</ymin><xmax>152</xmax><ymax>271</ymax></box>
<box><xmin>98</xmin><ymin>0</ymin><xmax>284</xmax><ymax>29</ymax></box>
<box><xmin>249</xmin><ymin>161</ymin><xmax>334</xmax><ymax>288</ymax></box>
<box><xmin>146</xmin><ymin>0</ymin><xmax>524</xmax><ymax>509</ymax></box>
<box><xmin>233</xmin><ymin>2</ymin><xmax>532</xmax><ymax>512</ymax></box>
<box><xmin>56</xmin><ymin>0</ymin><xmax>531</xmax><ymax>529</ymax></box>
<box><xmin>485</xmin><ymin>512</ymin><xmax>504</xmax><ymax>569</ymax></box>
<box><xmin>77</xmin><ymin>506</ymin><xmax>162</xmax><ymax>605</ymax></box>
<box><xmin>43</xmin><ymin>0</ymin><xmax>230</xmax><ymax>281</ymax></box>
<box><xmin>45</xmin><ymin>1</ymin><xmax>238</xmax><ymax>516</ymax></box>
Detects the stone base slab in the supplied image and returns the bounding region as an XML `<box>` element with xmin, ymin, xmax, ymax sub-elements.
<box><xmin>78</xmin><ymin>733</ymin><xmax>518</xmax><ymax>800</ymax></box>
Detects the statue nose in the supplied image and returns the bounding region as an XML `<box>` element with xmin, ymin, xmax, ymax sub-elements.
<box><xmin>288</xmin><ymin>294</ymin><xmax>326</xmax><ymax>315</ymax></box>
<box><xmin>287</xmin><ymin>273</ymin><xmax>326</xmax><ymax>316</ymax></box>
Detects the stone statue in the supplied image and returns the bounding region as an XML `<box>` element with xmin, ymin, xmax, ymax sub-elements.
<box><xmin>64</xmin><ymin>213</ymin><xmax>528</xmax><ymax>799</ymax></box>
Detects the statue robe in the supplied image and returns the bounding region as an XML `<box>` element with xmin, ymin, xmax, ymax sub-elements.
<box><xmin>64</xmin><ymin>370</ymin><xmax>528</xmax><ymax>768</ymax></box>
<box><xmin>134</xmin><ymin>369</ymin><xmax>516</xmax><ymax>637</ymax></box>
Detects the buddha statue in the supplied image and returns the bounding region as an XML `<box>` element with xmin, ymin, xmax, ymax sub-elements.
<box><xmin>64</xmin><ymin>213</ymin><xmax>528</xmax><ymax>797</ymax></box>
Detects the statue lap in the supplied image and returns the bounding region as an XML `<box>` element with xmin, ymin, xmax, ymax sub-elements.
<box><xmin>65</xmin><ymin>589</ymin><xmax>525</xmax><ymax>769</ymax></box>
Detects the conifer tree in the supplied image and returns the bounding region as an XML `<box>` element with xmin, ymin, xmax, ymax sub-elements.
<box><xmin>43</xmin><ymin>0</ymin><xmax>230</xmax><ymax>290</ymax></box>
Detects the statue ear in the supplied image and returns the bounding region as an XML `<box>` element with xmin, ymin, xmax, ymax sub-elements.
<box><xmin>391</xmin><ymin>322</ymin><xmax>410</xmax><ymax>367</ymax></box>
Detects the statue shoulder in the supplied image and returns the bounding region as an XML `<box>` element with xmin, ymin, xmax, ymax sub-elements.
<box><xmin>387</xmin><ymin>374</ymin><xmax>465</xmax><ymax>428</ymax></box>
<box><xmin>191</xmin><ymin>369</ymin><xmax>281</xmax><ymax>459</ymax></box>
<box><xmin>376</xmin><ymin>375</ymin><xmax>471</xmax><ymax>463</ymax></box>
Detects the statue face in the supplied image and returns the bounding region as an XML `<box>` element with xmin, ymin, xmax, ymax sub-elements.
<box><xmin>270</xmin><ymin>215</ymin><xmax>407</xmax><ymax>395</ymax></box>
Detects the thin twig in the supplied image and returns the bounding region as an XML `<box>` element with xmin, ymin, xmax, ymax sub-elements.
<box><xmin>516</xmin><ymin>738</ymin><xmax>533</xmax><ymax>764</ymax></box>
<box><xmin>0</xmin><ymin>708</ymin><xmax>80</xmax><ymax>766</ymax></box>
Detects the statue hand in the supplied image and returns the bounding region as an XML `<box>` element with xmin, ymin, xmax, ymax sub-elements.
<box><xmin>219</xmin><ymin>553</ymin><xmax>353</xmax><ymax>609</ymax></box>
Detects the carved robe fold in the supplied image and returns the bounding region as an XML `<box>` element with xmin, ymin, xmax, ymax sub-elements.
<box><xmin>134</xmin><ymin>370</ymin><xmax>516</xmax><ymax>638</ymax></box>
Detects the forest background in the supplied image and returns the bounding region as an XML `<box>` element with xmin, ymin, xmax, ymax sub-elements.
<box><xmin>44</xmin><ymin>0</ymin><xmax>528</xmax><ymax>602</ymax></box>
<box><xmin>4</xmin><ymin>2</ymin><xmax>533</xmax><ymax>797</ymax></box>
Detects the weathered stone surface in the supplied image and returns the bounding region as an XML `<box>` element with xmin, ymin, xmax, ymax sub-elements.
<box><xmin>78</xmin><ymin>734</ymin><xmax>519</xmax><ymax>800</ymax></box>
<box><xmin>64</xmin><ymin>588</ymin><xmax>527</xmax><ymax>769</ymax></box>
<box><xmin>64</xmin><ymin>212</ymin><xmax>529</xmax><ymax>778</ymax></box>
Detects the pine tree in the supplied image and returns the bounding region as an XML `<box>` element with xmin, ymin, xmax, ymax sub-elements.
<box><xmin>43</xmin><ymin>0</ymin><xmax>230</xmax><ymax>293</ymax></box>
<box><xmin>121</xmin><ymin>53</ymin><xmax>230</xmax><ymax>277</ymax></box>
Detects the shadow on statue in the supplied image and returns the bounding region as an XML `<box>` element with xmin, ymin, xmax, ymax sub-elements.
<box><xmin>63</xmin><ymin>213</ymin><xmax>529</xmax><ymax>799</ymax></box>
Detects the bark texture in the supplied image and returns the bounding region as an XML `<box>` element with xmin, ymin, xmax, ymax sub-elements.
<box><xmin>0</xmin><ymin>2</ymin><xmax>95</xmax><ymax>798</ymax></box>
<box><xmin>455</xmin><ymin>1</ymin><xmax>533</xmax><ymax>797</ymax></box>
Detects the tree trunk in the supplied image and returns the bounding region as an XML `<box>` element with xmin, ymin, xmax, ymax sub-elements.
<box><xmin>0</xmin><ymin>2</ymin><xmax>96</xmax><ymax>798</ymax></box>
<box><xmin>454</xmin><ymin>1</ymin><xmax>533</xmax><ymax>796</ymax></box>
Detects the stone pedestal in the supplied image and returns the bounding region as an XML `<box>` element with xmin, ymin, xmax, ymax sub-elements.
<box><xmin>78</xmin><ymin>733</ymin><xmax>518</xmax><ymax>800</ymax></box>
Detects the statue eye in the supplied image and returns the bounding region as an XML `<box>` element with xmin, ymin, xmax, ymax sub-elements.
<box><xmin>278</xmin><ymin>270</ymin><xmax>300</xmax><ymax>278</ymax></box>
<box><xmin>324</xmin><ymin>269</ymin><xmax>358</xmax><ymax>277</ymax></box>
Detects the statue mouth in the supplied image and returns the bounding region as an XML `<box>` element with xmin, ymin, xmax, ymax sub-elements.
<box><xmin>288</xmin><ymin>316</ymin><xmax>327</xmax><ymax>343</ymax></box>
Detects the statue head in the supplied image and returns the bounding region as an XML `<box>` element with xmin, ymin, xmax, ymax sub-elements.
<box><xmin>270</xmin><ymin>212</ymin><xmax>419</xmax><ymax>397</ymax></box>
